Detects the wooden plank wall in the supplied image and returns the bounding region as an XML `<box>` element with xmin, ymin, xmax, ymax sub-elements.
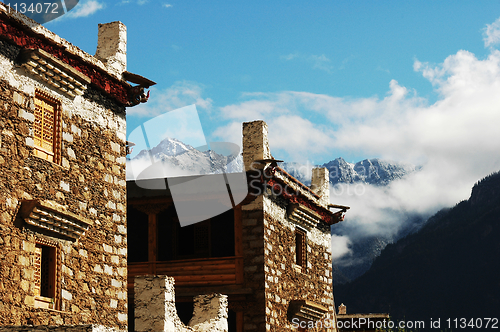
<box><xmin>128</xmin><ymin>256</ymin><xmax>243</xmax><ymax>289</ymax></box>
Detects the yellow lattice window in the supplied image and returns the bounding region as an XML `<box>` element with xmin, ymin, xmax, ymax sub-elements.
<box><xmin>33</xmin><ymin>91</ymin><xmax>61</xmax><ymax>163</ymax></box>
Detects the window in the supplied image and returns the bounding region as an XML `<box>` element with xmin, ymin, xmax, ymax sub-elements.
<box><xmin>33</xmin><ymin>240</ymin><xmax>59</xmax><ymax>309</ymax></box>
<box><xmin>33</xmin><ymin>91</ymin><xmax>61</xmax><ymax>164</ymax></box>
<box><xmin>295</xmin><ymin>228</ymin><xmax>307</xmax><ymax>269</ymax></box>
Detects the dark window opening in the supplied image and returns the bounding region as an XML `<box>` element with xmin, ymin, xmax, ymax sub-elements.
<box><xmin>34</xmin><ymin>242</ymin><xmax>58</xmax><ymax>309</ymax></box>
<box><xmin>210</xmin><ymin>209</ymin><xmax>235</xmax><ymax>257</ymax></box>
<box><xmin>127</xmin><ymin>206</ymin><xmax>149</xmax><ymax>262</ymax></box>
<box><xmin>157</xmin><ymin>207</ymin><xmax>176</xmax><ymax>261</ymax></box>
<box><xmin>177</xmin><ymin>222</ymin><xmax>196</xmax><ymax>256</ymax></box>
<box><xmin>295</xmin><ymin>228</ymin><xmax>307</xmax><ymax>268</ymax></box>
<box><xmin>35</xmin><ymin>244</ymin><xmax>56</xmax><ymax>298</ymax></box>
<box><xmin>157</xmin><ymin>208</ymin><xmax>235</xmax><ymax>261</ymax></box>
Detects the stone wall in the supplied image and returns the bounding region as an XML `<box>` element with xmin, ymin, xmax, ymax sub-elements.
<box><xmin>238</xmin><ymin>193</ymin><xmax>335</xmax><ymax>331</ymax></box>
<box><xmin>240</xmin><ymin>196</ymin><xmax>266</xmax><ymax>331</ymax></box>
<box><xmin>0</xmin><ymin>35</ymin><xmax>127</xmax><ymax>330</ymax></box>
<box><xmin>263</xmin><ymin>194</ymin><xmax>335</xmax><ymax>331</ymax></box>
<box><xmin>134</xmin><ymin>276</ymin><xmax>228</xmax><ymax>332</ymax></box>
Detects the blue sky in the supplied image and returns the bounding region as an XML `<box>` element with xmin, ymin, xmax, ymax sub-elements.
<box><xmin>41</xmin><ymin>1</ymin><xmax>499</xmax><ymax>161</ymax></box>
<box><xmin>25</xmin><ymin>0</ymin><xmax>500</xmax><ymax>260</ymax></box>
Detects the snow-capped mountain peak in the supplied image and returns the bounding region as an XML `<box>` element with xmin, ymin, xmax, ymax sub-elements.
<box><xmin>128</xmin><ymin>137</ymin><xmax>244</xmax><ymax>179</ymax></box>
<box><xmin>283</xmin><ymin>157</ymin><xmax>418</xmax><ymax>186</ymax></box>
<box><xmin>135</xmin><ymin>137</ymin><xmax>194</xmax><ymax>160</ymax></box>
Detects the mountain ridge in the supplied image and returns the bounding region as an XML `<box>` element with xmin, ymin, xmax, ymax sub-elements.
<box><xmin>130</xmin><ymin>137</ymin><xmax>243</xmax><ymax>177</ymax></box>
<box><xmin>283</xmin><ymin>157</ymin><xmax>419</xmax><ymax>186</ymax></box>
<box><xmin>334</xmin><ymin>171</ymin><xmax>500</xmax><ymax>326</ymax></box>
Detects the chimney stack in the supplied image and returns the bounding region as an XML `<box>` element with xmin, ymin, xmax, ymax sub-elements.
<box><xmin>242</xmin><ymin>120</ymin><xmax>271</xmax><ymax>171</ymax></box>
<box><xmin>95</xmin><ymin>21</ymin><xmax>127</xmax><ymax>77</ymax></box>
<box><xmin>311</xmin><ymin>167</ymin><xmax>330</xmax><ymax>207</ymax></box>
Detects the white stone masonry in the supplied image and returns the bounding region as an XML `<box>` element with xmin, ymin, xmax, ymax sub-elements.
<box><xmin>242</xmin><ymin>120</ymin><xmax>272</xmax><ymax>171</ymax></box>
<box><xmin>311</xmin><ymin>167</ymin><xmax>330</xmax><ymax>207</ymax></box>
<box><xmin>95</xmin><ymin>22</ymin><xmax>127</xmax><ymax>77</ymax></box>
<box><xmin>134</xmin><ymin>276</ymin><xmax>228</xmax><ymax>332</ymax></box>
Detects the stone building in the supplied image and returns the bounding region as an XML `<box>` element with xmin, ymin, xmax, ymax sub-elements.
<box><xmin>0</xmin><ymin>4</ymin><xmax>152</xmax><ymax>330</ymax></box>
<box><xmin>127</xmin><ymin>120</ymin><xmax>349</xmax><ymax>331</ymax></box>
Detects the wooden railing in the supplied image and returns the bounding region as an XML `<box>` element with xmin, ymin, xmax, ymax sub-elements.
<box><xmin>128</xmin><ymin>256</ymin><xmax>243</xmax><ymax>289</ymax></box>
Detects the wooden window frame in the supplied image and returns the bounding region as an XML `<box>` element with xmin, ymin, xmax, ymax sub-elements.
<box><xmin>295</xmin><ymin>228</ymin><xmax>307</xmax><ymax>270</ymax></box>
<box><xmin>33</xmin><ymin>90</ymin><xmax>62</xmax><ymax>164</ymax></box>
<box><xmin>33</xmin><ymin>238</ymin><xmax>60</xmax><ymax>310</ymax></box>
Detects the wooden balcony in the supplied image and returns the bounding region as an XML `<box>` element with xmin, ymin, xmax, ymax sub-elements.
<box><xmin>128</xmin><ymin>256</ymin><xmax>243</xmax><ymax>290</ymax></box>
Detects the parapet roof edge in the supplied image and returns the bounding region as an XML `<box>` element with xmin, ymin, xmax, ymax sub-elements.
<box><xmin>0</xmin><ymin>3</ymin><xmax>116</xmax><ymax>79</ymax></box>
<box><xmin>0</xmin><ymin>4</ymin><xmax>133</xmax><ymax>106</ymax></box>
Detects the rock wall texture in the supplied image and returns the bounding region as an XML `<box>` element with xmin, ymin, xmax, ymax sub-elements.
<box><xmin>0</xmin><ymin>33</ymin><xmax>127</xmax><ymax>330</ymax></box>
<box><xmin>189</xmin><ymin>293</ymin><xmax>228</xmax><ymax>332</ymax></box>
<box><xmin>240</xmin><ymin>195</ymin><xmax>267</xmax><ymax>331</ymax></box>
<box><xmin>239</xmin><ymin>194</ymin><xmax>335</xmax><ymax>331</ymax></box>
<box><xmin>134</xmin><ymin>276</ymin><xmax>228</xmax><ymax>332</ymax></box>
<box><xmin>262</xmin><ymin>194</ymin><xmax>335</xmax><ymax>331</ymax></box>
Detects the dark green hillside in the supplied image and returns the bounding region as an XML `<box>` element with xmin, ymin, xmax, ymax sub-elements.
<box><xmin>334</xmin><ymin>172</ymin><xmax>500</xmax><ymax>326</ymax></box>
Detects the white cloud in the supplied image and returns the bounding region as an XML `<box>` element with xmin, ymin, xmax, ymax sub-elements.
<box><xmin>376</xmin><ymin>65</ymin><xmax>391</xmax><ymax>74</ymax></box>
<box><xmin>127</xmin><ymin>156</ymin><xmax>205</xmax><ymax>181</ymax></box>
<box><xmin>127</xmin><ymin>81</ymin><xmax>213</xmax><ymax>118</ymax></box>
<box><xmin>281</xmin><ymin>53</ymin><xmax>300</xmax><ymax>61</ymax></box>
<box><xmin>280</xmin><ymin>52</ymin><xmax>335</xmax><ymax>73</ymax></box>
<box><xmin>212</xmin><ymin>122</ymin><xmax>242</xmax><ymax>149</ymax></box>
<box><xmin>331</xmin><ymin>235</ymin><xmax>352</xmax><ymax>260</ymax></box>
<box><xmin>483</xmin><ymin>16</ymin><xmax>500</xmax><ymax>48</ymax></box>
<box><xmin>163</xmin><ymin>3</ymin><xmax>173</xmax><ymax>8</ymax></box>
<box><xmin>308</xmin><ymin>54</ymin><xmax>334</xmax><ymax>73</ymax></box>
<box><xmin>119</xmin><ymin>0</ymin><xmax>149</xmax><ymax>5</ymax></box>
<box><xmin>65</xmin><ymin>0</ymin><xmax>104</xmax><ymax>18</ymax></box>
<box><xmin>267</xmin><ymin>115</ymin><xmax>333</xmax><ymax>160</ymax></box>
